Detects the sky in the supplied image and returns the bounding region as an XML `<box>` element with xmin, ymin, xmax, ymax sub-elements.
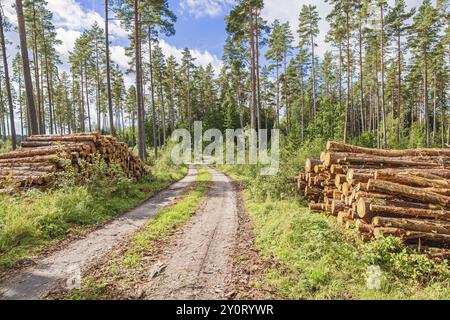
<box><xmin>2</xmin><ymin>0</ymin><xmax>423</xmax><ymax>88</ymax></box>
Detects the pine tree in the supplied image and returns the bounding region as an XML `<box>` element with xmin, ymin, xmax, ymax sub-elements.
<box><xmin>0</xmin><ymin>3</ymin><xmax>16</xmax><ymax>148</ymax></box>
<box><xmin>180</xmin><ymin>48</ymin><xmax>196</xmax><ymax>132</ymax></box>
<box><xmin>378</xmin><ymin>0</ymin><xmax>389</xmax><ymax>148</ymax></box>
<box><xmin>266</xmin><ymin>19</ymin><xmax>291</xmax><ymax>129</ymax></box>
<box><xmin>125</xmin><ymin>85</ymin><xmax>137</xmax><ymax>146</ymax></box>
<box><xmin>105</xmin><ymin>0</ymin><xmax>115</xmax><ymax>136</ymax></box>
<box><xmin>386</xmin><ymin>0</ymin><xmax>415</xmax><ymax>144</ymax></box>
<box><xmin>298</xmin><ymin>4</ymin><xmax>320</xmax><ymax>118</ymax></box>
<box><xmin>165</xmin><ymin>55</ymin><xmax>178</xmax><ymax>131</ymax></box>
<box><xmin>12</xmin><ymin>52</ymin><xmax>25</xmax><ymax>137</ymax></box>
<box><xmin>15</xmin><ymin>0</ymin><xmax>38</xmax><ymax>135</ymax></box>
<box><xmin>409</xmin><ymin>0</ymin><xmax>442</xmax><ymax>146</ymax></box>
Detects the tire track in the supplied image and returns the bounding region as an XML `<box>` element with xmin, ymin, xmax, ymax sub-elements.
<box><xmin>144</xmin><ymin>166</ymin><xmax>238</xmax><ymax>300</ymax></box>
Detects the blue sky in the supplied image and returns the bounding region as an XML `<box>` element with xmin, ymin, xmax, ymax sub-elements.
<box><xmin>77</xmin><ymin>0</ymin><xmax>229</xmax><ymax>57</ymax></box>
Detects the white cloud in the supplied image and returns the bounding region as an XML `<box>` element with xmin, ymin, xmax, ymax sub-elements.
<box><xmin>46</xmin><ymin>0</ymin><xmax>128</xmax><ymax>38</ymax></box>
<box><xmin>2</xmin><ymin>0</ymin><xmax>127</xmax><ymax>38</ymax></box>
<box><xmin>262</xmin><ymin>0</ymin><xmax>332</xmax><ymax>57</ymax></box>
<box><xmin>159</xmin><ymin>39</ymin><xmax>223</xmax><ymax>73</ymax></box>
<box><xmin>110</xmin><ymin>46</ymin><xmax>129</xmax><ymax>70</ymax></box>
<box><xmin>110</xmin><ymin>40</ymin><xmax>223</xmax><ymax>87</ymax></box>
<box><xmin>55</xmin><ymin>28</ymin><xmax>81</xmax><ymax>56</ymax></box>
<box><xmin>180</xmin><ymin>0</ymin><xmax>234</xmax><ymax>18</ymax></box>
<box><xmin>261</xmin><ymin>0</ymin><xmax>422</xmax><ymax>58</ymax></box>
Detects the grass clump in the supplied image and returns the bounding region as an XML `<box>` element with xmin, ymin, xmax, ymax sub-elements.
<box><xmin>0</xmin><ymin>150</ymin><xmax>187</xmax><ymax>271</ymax></box>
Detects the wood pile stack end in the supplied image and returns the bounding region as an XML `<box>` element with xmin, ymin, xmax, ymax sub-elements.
<box><xmin>296</xmin><ymin>141</ymin><xmax>450</xmax><ymax>249</ymax></box>
<box><xmin>0</xmin><ymin>133</ymin><xmax>147</xmax><ymax>192</ymax></box>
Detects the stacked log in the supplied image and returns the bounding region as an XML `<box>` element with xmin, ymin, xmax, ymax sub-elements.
<box><xmin>0</xmin><ymin>133</ymin><xmax>146</xmax><ymax>191</ymax></box>
<box><xmin>295</xmin><ymin>141</ymin><xmax>450</xmax><ymax>249</ymax></box>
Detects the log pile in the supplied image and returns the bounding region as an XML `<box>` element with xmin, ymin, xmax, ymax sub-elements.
<box><xmin>0</xmin><ymin>133</ymin><xmax>146</xmax><ymax>191</ymax></box>
<box><xmin>296</xmin><ymin>141</ymin><xmax>450</xmax><ymax>248</ymax></box>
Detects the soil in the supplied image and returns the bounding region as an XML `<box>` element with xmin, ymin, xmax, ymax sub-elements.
<box><xmin>0</xmin><ymin>166</ymin><xmax>273</xmax><ymax>300</ymax></box>
<box><xmin>0</xmin><ymin>167</ymin><xmax>198</xmax><ymax>300</ymax></box>
<box><xmin>142</xmin><ymin>166</ymin><xmax>239</xmax><ymax>300</ymax></box>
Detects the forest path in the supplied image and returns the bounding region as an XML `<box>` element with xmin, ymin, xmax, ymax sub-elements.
<box><xmin>143</xmin><ymin>166</ymin><xmax>238</xmax><ymax>300</ymax></box>
<box><xmin>0</xmin><ymin>167</ymin><xmax>198</xmax><ymax>300</ymax></box>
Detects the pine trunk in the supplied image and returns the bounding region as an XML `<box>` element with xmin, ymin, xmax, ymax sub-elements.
<box><xmin>15</xmin><ymin>0</ymin><xmax>38</xmax><ymax>135</ymax></box>
<box><xmin>0</xmin><ymin>11</ymin><xmax>17</xmax><ymax>149</ymax></box>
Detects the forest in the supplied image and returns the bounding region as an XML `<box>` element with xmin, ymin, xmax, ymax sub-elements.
<box><xmin>0</xmin><ymin>0</ymin><xmax>449</xmax><ymax>301</ymax></box>
<box><xmin>0</xmin><ymin>0</ymin><xmax>448</xmax><ymax>157</ymax></box>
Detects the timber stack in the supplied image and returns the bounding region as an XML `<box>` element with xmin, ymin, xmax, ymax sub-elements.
<box><xmin>296</xmin><ymin>141</ymin><xmax>450</xmax><ymax>249</ymax></box>
<box><xmin>0</xmin><ymin>133</ymin><xmax>146</xmax><ymax>192</ymax></box>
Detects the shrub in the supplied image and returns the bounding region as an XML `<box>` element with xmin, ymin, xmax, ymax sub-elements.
<box><xmin>362</xmin><ymin>236</ymin><xmax>450</xmax><ymax>283</ymax></box>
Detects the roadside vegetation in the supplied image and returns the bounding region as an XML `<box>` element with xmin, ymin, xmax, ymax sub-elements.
<box><xmin>219</xmin><ymin>139</ymin><xmax>450</xmax><ymax>300</ymax></box>
<box><xmin>65</xmin><ymin>166</ymin><xmax>212</xmax><ymax>300</ymax></box>
<box><xmin>0</xmin><ymin>140</ymin><xmax>11</xmax><ymax>153</ymax></box>
<box><xmin>0</xmin><ymin>148</ymin><xmax>187</xmax><ymax>272</ymax></box>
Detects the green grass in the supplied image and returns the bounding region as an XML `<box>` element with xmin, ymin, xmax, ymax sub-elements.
<box><xmin>0</xmin><ymin>157</ymin><xmax>187</xmax><ymax>272</ymax></box>
<box><xmin>67</xmin><ymin>166</ymin><xmax>212</xmax><ymax>300</ymax></box>
<box><xmin>222</xmin><ymin>165</ymin><xmax>450</xmax><ymax>300</ymax></box>
<box><xmin>0</xmin><ymin>140</ymin><xmax>11</xmax><ymax>153</ymax></box>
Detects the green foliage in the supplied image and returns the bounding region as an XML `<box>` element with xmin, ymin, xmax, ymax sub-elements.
<box><xmin>363</xmin><ymin>236</ymin><xmax>450</xmax><ymax>283</ymax></box>
<box><xmin>0</xmin><ymin>140</ymin><xmax>11</xmax><ymax>153</ymax></box>
<box><xmin>407</xmin><ymin>122</ymin><xmax>427</xmax><ymax>149</ymax></box>
<box><xmin>351</xmin><ymin>131</ymin><xmax>377</xmax><ymax>148</ymax></box>
<box><xmin>219</xmin><ymin>136</ymin><xmax>325</xmax><ymax>202</ymax></box>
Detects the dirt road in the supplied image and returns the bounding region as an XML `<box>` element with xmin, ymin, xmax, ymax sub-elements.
<box><xmin>0</xmin><ymin>167</ymin><xmax>198</xmax><ymax>300</ymax></box>
<box><xmin>144</xmin><ymin>166</ymin><xmax>238</xmax><ymax>300</ymax></box>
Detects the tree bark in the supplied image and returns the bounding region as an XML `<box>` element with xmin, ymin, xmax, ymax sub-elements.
<box><xmin>134</xmin><ymin>0</ymin><xmax>146</xmax><ymax>161</ymax></box>
<box><xmin>0</xmin><ymin>9</ymin><xmax>17</xmax><ymax>149</ymax></box>
<box><xmin>397</xmin><ymin>33</ymin><xmax>402</xmax><ymax>144</ymax></box>
<box><xmin>344</xmin><ymin>9</ymin><xmax>351</xmax><ymax>143</ymax></box>
<box><xmin>423</xmin><ymin>49</ymin><xmax>429</xmax><ymax>146</ymax></box>
<box><xmin>84</xmin><ymin>61</ymin><xmax>92</xmax><ymax>132</ymax></box>
<box><xmin>374</xmin><ymin>227</ymin><xmax>450</xmax><ymax>245</ymax></box>
<box><xmin>248</xmin><ymin>3</ymin><xmax>257</xmax><ymax>130</ymax></box>
<box><xmin>105</xmin><ymin>0</ymin><xmax>115</xmax><ymax>136</ymax></box>
<box><xmin>148</xmin><ymin>27</ymin><xmax>158</xmax><ymax>158</ymax></box>
<box><xmin>359</xmin><ymin>18</ymin><xmax>365</xmax><ymax>132</ymax></box>
<box><xmin>367</xmin><ymin>179</ymin><xmax>450</xmax><ymax>207</ymax></box>
<box><xmin>326</xmin><ymin>141</ymin><xmax>450</xmax><ymax>157</ymax></box>
<box><xmin>380</xmin><ymin>3</ymin><xmax>387</xmax><ymax>148</ymax></box>
<box><xmin>255</xmin><ymin>8</ymin><xmax>261</xmax><ymax>130</ymax></box>
<box><xmin>311</xmin><ymin>32</ymin><xmax>316</xmax><ymax>118</ymax></box>
<box><xmin>15</xmin><ymin>0</ymin><xmax>38</xmax><ymax>135</ymax></box>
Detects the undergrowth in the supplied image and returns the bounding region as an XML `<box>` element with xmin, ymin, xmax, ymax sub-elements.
<box><xmin>0</xmin><ymin>140</ymin><xmax>11</xmax><ymax>153</ymax></box>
